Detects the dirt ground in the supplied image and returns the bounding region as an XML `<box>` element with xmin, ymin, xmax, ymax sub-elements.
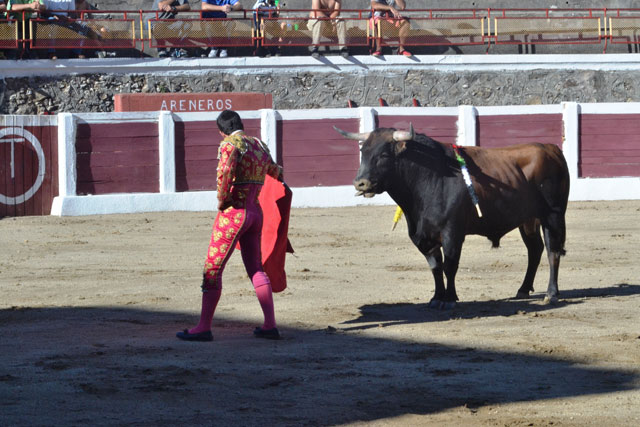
<box><xmin>1</xmin><ymin>201</ymin><xmax>639</xmax><ymax>426</ymax></box>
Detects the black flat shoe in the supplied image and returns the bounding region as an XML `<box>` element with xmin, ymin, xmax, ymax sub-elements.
<box><xmin>253</xmin><ymin>327</ymin><xmax>281</xmax><ymax>340</ymax></box>
<box><xmin>176</xmin><ymin>329</ymin><xmax>213</xmax><ymax>342</ymax></box>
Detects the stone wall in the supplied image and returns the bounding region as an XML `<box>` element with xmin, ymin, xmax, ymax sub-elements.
<box><xmin>2</xmin><ymin>67</ymin><xmax>639</xmax><ymax>115</ymax></box>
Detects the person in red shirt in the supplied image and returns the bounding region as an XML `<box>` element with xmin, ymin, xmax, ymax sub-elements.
<box><xmin>177</xmin><ymin>110</ymin><xmax>284</xmax><ymax>342</ymax></box>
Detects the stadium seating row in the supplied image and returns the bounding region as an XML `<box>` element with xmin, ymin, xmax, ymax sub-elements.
<box><xmin>2</xmin><ymin>8</ymin><xmax>640</xmax><ymax>58</ymax></box>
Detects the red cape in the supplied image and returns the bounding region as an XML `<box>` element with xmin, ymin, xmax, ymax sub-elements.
<box><xmin>239</xmin><ymin>176</ymin><xmax>293</xmax><ymax>292</ymax></box>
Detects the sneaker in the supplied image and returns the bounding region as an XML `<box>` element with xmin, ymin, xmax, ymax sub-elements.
<box><xmin>253</xmin><ymin>327</ymin><xmax>281</xmax><ymax>340</ymax></box>
<box><xmin>340</xmin><ymin>47</ymin><xmax>349</xmax><ymax>58</ymax></box>
<box><xmin>208</xmin><ymin>48</ymin><xmax>219</xmax><ymax>58</ymax></box>
<box><xmin>158</xmin><ymin>49</ymin><xmax>168</xmax><ymax>58</ymax></box>
<box><xmin>310</xmin><ymin>47</ymin><xmax>320</xmax><ymax>59</ymax></box>
<box><xmin>219</xmin><ymin>49</ymin><xmax>228</xmax><ymax>58</ymax></box>
<box><xmin>171</xmin><ymin>48</ymin><xmax>188</xmax><ymax>58</ymax></box>
<box><xmin>399</xmin><ymin>49</ymin><xmax>412</xmax><ymax>57</ymax></box>
<box><xmin>371</xmin><ymin>50</ymin><xmax>382</xmax><ymax>57</ymax></box>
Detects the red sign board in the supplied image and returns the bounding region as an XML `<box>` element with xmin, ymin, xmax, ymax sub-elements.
<box><xmin>113</xmin><ymin>92</ymin><xmax>273</xmax><ymax>112</ymax></box>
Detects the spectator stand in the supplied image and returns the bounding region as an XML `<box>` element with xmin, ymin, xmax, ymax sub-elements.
<box><xmin>2</xmin><ymin>8</ymin><xmax>640</xmax><ymax>58</ymax></box>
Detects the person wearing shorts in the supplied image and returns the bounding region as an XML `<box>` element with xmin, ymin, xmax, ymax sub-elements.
<box><xmin>370</xmin><ymin>0</ymin><xmax>411</xmax><ymax>57</ymax></box>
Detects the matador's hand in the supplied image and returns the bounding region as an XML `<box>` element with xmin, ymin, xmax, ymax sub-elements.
<box><xmin>218</xmin><ymin>199</ymin><xmax>232</xmax><ymax>211</ymax></box>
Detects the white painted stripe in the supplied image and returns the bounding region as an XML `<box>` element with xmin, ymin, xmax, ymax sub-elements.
<box><xmin>4</xmin><ymin>54</ymin><xmax>640</xmax><ymax>79</ymax></box>
<box><xmin>475</xmin><ymin>104</ymin><xmax>564</xmax><ymax>115</ymax></box>
<box><xmin>277</xmin><ymin>108</ymin><xmax>359</xmax><ymax>120</ymax></box>
<box><xmin>50</xmin><ymin>187</ymin><xmax>395</xmax><ymax>216</ymax></box>
<box><xmin>562</xmin><ymin>102</ymin><xmax>580</xmax><ymax>192</ymax></box>
<box><xmin>578</xmin><ymin>102</ymin><xmax>640</xmax><ymax>114</ymax></box>
<box><xmin>158</xmin><ymin>111</ymin><xmax>176</xmax><ymax>194</ymax></box>
<box><xmin>74</xmin><ymin>112</ymin><xmax>160</xmax><ymax>123</ymax></box>
<box><xmin>376</xmin><ymin>107</ymin><xmax>459</xmax><ymax>117</ymax></box>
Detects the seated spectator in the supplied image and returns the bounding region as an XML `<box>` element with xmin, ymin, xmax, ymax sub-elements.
<box><xmin>201</xmin><ymin>0</ymin><xmax>242</xmax><ymax>58</ymax></box>
<box><xmin>307</xmin><ymin>0</ymin><xmax>348</xmax><ymax>59</ymax></box>
<box><xmin>252</xmin><ymin>0</ymin><xmax>281</xmax><ymax>57</ymax></box>
<box><xmin>370</xmin><ymin>0</ymin><xmax>411</xmax><ymax>57</ymax></box>
<box><xmin>151</xmin><ymin>0</ymin><xmax>191</xmax><ymax>58</ymax></box>
<box><xmin>4</xmin><ymin>0</ymin><xmax>43</xmax><ymax>59</ymax></box>
<box><xmin>72</xmin><ymin>0</ymin><xmax>110</xmax><ymax>58</ymax></box>
<box><xmin>40</xmin><ymin>0</ymin><xmax>81</xmax><ymax>59</ymax></box>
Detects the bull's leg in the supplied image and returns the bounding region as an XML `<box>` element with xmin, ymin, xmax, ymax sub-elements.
<box><xmin>424</xmin><ymin>247</ymin><xmax>446</xmax><ymax>309</ymax></box>
<box><xmin>515</xmin><ymin>221</ymin><xmax>544</xmax><ymax>299</ymax></box>
<box><xmin>441</xmin><ymin>242</ymin><xmax>462</xmax><ymax>309</ymax></box>
<box><xmin>542</xmin><ymin>211</ymin><xmax>567</xmax><ymax>305</ymax></box>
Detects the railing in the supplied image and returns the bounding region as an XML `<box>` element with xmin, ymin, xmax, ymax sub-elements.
<box><xmin>30</xmin><ymin>11</ymin><xmax>138</xmax><ymax>51</ymax></box>
<box><xmin>4</xmin><ymin>8</ymin><xmax>640</xmax><ymax>57</ymax></box>
<box><xmin>147</xmin><ymin>10</ymin><xmax>256</xmax><ymax>51</ymax></box>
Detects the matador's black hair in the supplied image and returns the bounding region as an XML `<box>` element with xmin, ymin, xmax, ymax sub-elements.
<box><xmin>216</xmin><ymin>110</ymin><xmax>244</xmax><ymax>135</ymax></box>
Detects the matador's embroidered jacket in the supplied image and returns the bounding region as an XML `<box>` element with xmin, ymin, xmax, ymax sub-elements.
<box><xmin>216</xmin><ymin>131</ymin><xmax>282</xmax><ymax>208</ymax></box>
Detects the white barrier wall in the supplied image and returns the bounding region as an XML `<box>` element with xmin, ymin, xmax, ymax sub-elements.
<box><xmin>50</xmin><ymin>103</ymin><xmax>640</xmax><ymax>216</ymax></box>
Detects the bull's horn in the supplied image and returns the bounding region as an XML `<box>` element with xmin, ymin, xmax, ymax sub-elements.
<box><xmin>334</xmin><ymin>126</ymin><xmax>371</xmax><ymax>141</ymax></box>
<box><xmin>392</xmin><ymin>123</ymin><xmax>415</xmax><ymax>142</ymax></box>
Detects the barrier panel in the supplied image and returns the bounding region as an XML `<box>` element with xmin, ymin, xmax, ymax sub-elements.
<box><xmin>0</xmin><ymin>18</ymin><xmax>19</xmax><ymax>50</ymax></box>
<box><xmin>277</xmin><ymin>115</ymin><xmax>360</xmax><ymax>187</ymax></box>
<box><xmin>29</xmin><ymin>11</ymin><xmax>137</xmax><ymax>51</ymax></box>
<box><xmin>578</xmin><ymin>112</ymin><xmax>640</xmax><ymax>178</ymax></box>
<box><xmin>375</xmin><ymin>9</ymin><xmax>488</xmax><ymax>49</ymax></box>
<box><xmin>491</xmin><ymin>8</ymin><xmax>605</xmax><ymax>47</ymax></box>
<box><xmin>75</xmin><ymin>120</ymin><xmax>159</xmax><ymax>195</ymax></box>
<box><xmin>148</xmin><ymin>11</ymin><xmax>256</xmax><ymax>50</ymax></box>
<box><xmin>607</xmin><ymin>9</ymin><xmax>640</xmax><ymax>47</ymax></box>
<box><xmin>477</xmin><ymin>113</ymin><xmax>563</xmax><ymax>148</ymax></box>
<box><xmin>0</xmin><ymin>115</ymin><xmax>58</xmax><ymax>217</ymax></box>
<box><xmin>261</xmin><ymin>16</ymin><xmax>371</xmax><ymax>48</ymax></box>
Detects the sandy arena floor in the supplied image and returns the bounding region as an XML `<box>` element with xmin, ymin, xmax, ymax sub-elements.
<box><xmin>1</xmin><ymin>201</ymin><xmax>639</xmax><ymax>426</ymax></box>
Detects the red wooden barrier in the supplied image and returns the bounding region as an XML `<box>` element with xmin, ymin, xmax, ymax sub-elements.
<box><xmin>377</xmin><ymin>115</ymin><xmax>459</xmax><ymax>143</ymax></box>
<box><xmin>477</xmin><ymin>114</ymin><xmax>563</xmax><ymax>148</ymax></box>
<box><xmin>75</xmin><ymin>122</ymin><xmax>159</xmax><ymax>195</ymax></box>
<box><xmin>278</xmin><ymin>118</ymin><xmax>360</xmax><ymax>187</ymax></box>
<box><xmin>0</xmin><ymin>120</ymin><xmax>57</xmax><ymax>217</ymax></box>
<box><xmin>579</xmin><ymin>113</ymin><xmax>640</xmax><ymax>178</ymax></box>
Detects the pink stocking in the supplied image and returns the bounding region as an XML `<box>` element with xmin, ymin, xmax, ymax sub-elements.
<box><xmin>252</xmin><ymin>272</ymin><xmax>276</xmax><ymax>330</ymax></box>
<box><xmin>189</xmin><ymin>286</ymin><xmax>222</xmax><ymax>334</ymax></box>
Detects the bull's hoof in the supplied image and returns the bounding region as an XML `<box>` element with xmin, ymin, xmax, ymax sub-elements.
<box><xmin>428</xmin><ymin>299</ymin><xmax>444</xmax><ymax>309</ymax></box>
<box><xmin>428</xmin><ymin>299</ymin><xmax>456</xmax><ymax>310</ymax></box>
<box><xmin>543</xmin><ymin>295</ymin><xmax>559</xmax><ymax>305</ymax></box>
<box><xmin>441</xmin><ymin>301</ymin><xmax>457</xmax><ymax>310</ymax></box>
<box><xmin>514</xmin><ymin>291</ymin><xmax>530</xmax><ymax>299</ymax></box>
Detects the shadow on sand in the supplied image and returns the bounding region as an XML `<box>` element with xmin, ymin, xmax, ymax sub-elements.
<box><xmin>0</xmin><ymin>291</ymin><xmax>637</xmax><ymax>426</ymax></box>
<box><xmin>341</xmin><ymin>283</ymin><xmax>640</xmax><ymax>331</ymax></box>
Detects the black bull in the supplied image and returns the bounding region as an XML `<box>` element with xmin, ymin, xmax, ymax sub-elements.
<box><xmin>335</xmin><ymin>125</ymin><xmax>570</xmax><ymax>308</ymax></box>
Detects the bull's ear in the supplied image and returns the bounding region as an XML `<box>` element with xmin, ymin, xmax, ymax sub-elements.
<box><xmin>394</xmin><ymin>140</ymin><xmax>408</xmax><ymax>155</ymax></box>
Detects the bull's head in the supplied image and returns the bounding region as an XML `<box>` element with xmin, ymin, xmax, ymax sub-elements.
<box><xmin>334</xmin><ymin>124</ymin><xmax>414</xmax><ymax>197</ymax></box>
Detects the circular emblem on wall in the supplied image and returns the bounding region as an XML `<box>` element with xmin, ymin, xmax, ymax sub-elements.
<box><xmin>0</xmin><ymin>127</ymin><xmax>46</xmax><ymax>205</ymax></box>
